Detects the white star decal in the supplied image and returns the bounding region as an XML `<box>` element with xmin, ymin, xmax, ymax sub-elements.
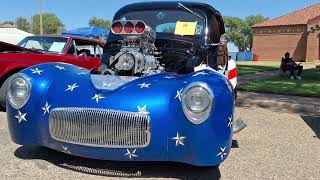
<box><xmin>30</xmin><ymin>68</ymin><xmax>43</xmax><ymax>75</ymax></box>
<box><xmin>124</xmin><ymin>149</ymin><xmax>138</xmax><ymax>160</ymax></box>
<box><xmin>91</xmin><ymin>94</ymin><xmax>105</xmax><ymax>103</ymax></box>
<box><xmin>217</xmin><ymin>146</ymin><xmax>228</xmax><ymax>160</ymax></box>
<box><xmin>103</xmin><ymin>82</ymin><xmax>112</xmax><ymax>87</ymax></box>
<box><xmin>175</xmin><ymin>88</ymin><xmax>183</xmax><ymax>101</ymax></box>
<box><xmin>77</xmin><ymin>72</ymin><xmax>87</xmax><ymax>75</ymax></box>
<box><xmin>65</xmin><ymin>83</ymin><xmax>79</xmax><ymax>92</ymax></box>
<box><xmin>137</xmin><ymin>105</ymin><xmax>149</xmax><ymax>115</ymax></box>
<box><xmin>14</xmin><ymin>110</ymin><xmax>27</xmax><ymax>123</ymax></box>
<box><xmin>54</xmin><ymin>65</ymin><xmax>65</xmax><ymax>70</ymax></box>
<box><xmin>172</xmin><ymin>132</ymin><xmax>186</xmax><ymax>146</ymax></box>
<box><xmin>193</xmin><ymin>71</ymin><xmax>208</xmax><ymax>76</ymax></box>
<box><xmin>62</xmin><ymin>146</ymin><xmax>71</xmax><ymax>154</ymax></box>
<box><xmin>164</xmin><ymin>76</ymin><xmax>175</xmax><ymax>79</ymax></box>
<box><xmin>138</xmin><ymin>82</ymin><xmax>151</xmax><ymax>88</ymax></box>
<box><xmin>42</xmin><ymin>102</ymin><xmax>51</xmax><ymax>115</ymax></box>
<box><xmin>227</xmin><ymin>117</ymin><xmax>232</xmax><ymax>128</ymax></box>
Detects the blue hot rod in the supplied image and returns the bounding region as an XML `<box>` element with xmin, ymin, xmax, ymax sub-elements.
<box><xmin>6</xmin><ymin>2</ymin><xmax>243</xmax><ymax>166</ymax></box>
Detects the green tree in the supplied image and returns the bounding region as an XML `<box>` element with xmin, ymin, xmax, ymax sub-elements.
<box><xmin>15</xmin><ymin>17</ymin><xmax>30</xmax><ymax>32</ymax></box>
<box><xmin>245</xmin><ymin>15</ymin><xmax>269</xmax><ymax>49</ymax></box>
<box><xmin>245</xmin><ymin>15</ymin><xmax>269</xmax><ymax>27</ymax></box>
<box><xmin>89</xmin><ymin>17</ymin><xmax>111</xmax><ymax>29</ymax></box>
<box><xmin>31</xmin><ymin>13</ymin><xmax>64</xmax><ymax>35</ymax></box>
<box><xmin>1</xmin><ymin>21</ymin><xmax>14</xmax><ymax>26</ymax></box>
<box><xmin>224</xmin><ymin>15</ymin><xmax>268</xmax><ymax>51</ymax></box>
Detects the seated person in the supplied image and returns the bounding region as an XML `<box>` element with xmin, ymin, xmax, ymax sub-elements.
<box><xmin>78</xmin><ymin>49</ymin><xmax>91</xmax><ymax>56</ymax></box>
<box><xmin>281</xmin><ymin>52</ymin><xmax>303</xmax><ymax>80</ymax></box>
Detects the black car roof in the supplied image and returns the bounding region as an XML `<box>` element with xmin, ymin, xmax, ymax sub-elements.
<box><xmin>114</xmin><ymin>1</ymin><xmax>221</xmax><ymax>19</ymax></box>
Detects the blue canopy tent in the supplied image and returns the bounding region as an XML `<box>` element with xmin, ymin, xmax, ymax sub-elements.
<box><xmin>62</xmin><ymin>26</ymin><xmax>109</xmax><ymax>40</ymax></box>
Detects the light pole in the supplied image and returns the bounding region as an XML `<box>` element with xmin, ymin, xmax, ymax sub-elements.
<box><xmin>39</xmin><ymin>0</ymin><xmax>43</xmax><ymax>35</ymax></box>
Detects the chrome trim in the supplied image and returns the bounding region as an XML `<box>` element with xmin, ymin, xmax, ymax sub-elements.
<box><xmin>49</xmin><ymin>108</ymin><xmax>151</xmax><ymax>148</ymax></box>
<box><xmin>7</xmin><ymin>73</ymin><xmax>31</xmax><ymax>109</ymax></box>
<box><xmin>181</xmin><ymin>82</ymin><xmax>214</xmax><ymax>125</ymax></box>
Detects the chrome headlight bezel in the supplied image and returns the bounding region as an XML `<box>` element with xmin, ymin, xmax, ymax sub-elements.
<box><xmin>181</xmin><ymin>82</ymin><xmax>214</xmax><ymax>125</ymax></box>
<box><xmin>7</xmin><ymin>73</ymin><xmax>31</xmax><ymax>109</ymax></box>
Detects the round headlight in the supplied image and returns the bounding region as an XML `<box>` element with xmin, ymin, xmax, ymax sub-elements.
<box><xmin>182</xmin><ymin>82</ymin><xmax>214</xmax><ymax>124</ymax></box>
<box><xmin>8</xmin><ymin>74</ymin><xmax>31</xmax><ymax>109</ymax></box>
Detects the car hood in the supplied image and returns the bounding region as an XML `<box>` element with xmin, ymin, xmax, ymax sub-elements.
<box><xmin>19</xmin><ymin>63</ymin><xmax>231</xmax><ymax>112</ymax></box>
<box><xmin>0</xmin><ymin>41</ymin><xmax>41</xmax><ymax>54</ymax></box>
<box><xmin>15</xmin><ymin>63</ymin><xmax>234</xmax><ymax>147</ymax></box>
<box><xmin>22</xmin><ymin>62</ymin><xmax>228</xmax><ymax>94</ymax></box>
<box><xmin>91</xmin><ymin>75</ymin><xmax>139</xmax><ymax>91</ymax></box>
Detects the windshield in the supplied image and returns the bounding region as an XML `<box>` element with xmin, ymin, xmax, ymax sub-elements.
<box><xmin>118</xmin><ymin>10</ymin><xmax>205</xmax><ymax>36</ymax></box>
<box><xmin>17</xmin><ymin>37</ymin><xmax>68</xmax><ymax>53</ymax></box>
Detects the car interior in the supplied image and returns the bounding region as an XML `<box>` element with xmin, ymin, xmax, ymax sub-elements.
<box><xmin>67</xmin><ymin>39</ymin><xmax>103</xmax><ymax>58</ymax></box>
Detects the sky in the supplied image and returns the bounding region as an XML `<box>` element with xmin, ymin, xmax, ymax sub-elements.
<box><xmin>0</xmin><ymin>0</ymin><xmax>319</xmax><ymax>51</ymax></box>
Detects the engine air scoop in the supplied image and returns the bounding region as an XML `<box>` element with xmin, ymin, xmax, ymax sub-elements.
<box><xmin>91</xmin><ymin>75</ymin><xmax>138</xmax><ymax>90</ymax></box>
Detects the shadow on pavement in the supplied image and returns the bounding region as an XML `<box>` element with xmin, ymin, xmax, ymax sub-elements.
<box><xmin>237</xmin><ymin>92</ymin><xmax>320</xmax><ymax>139</ymax></box>
<box><xmin>301</xmin><ymin>116</ymin><xmax>320</xmax><ymax>139</ymax></box>
<box><xmin>14</xmin><ymin>146</ymin><xmax>221</xmax><ymax>179</ymax></box>
<box><xmin>236</xmin><ymin>92</ymin><xmax>320</xmax><ymax>117</ymax></box>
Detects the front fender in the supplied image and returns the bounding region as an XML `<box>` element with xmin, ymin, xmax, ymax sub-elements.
<box><xmin>7</xmin><ymin>63</ymin><xmax>89</xmax><ymax>144</ymax></box>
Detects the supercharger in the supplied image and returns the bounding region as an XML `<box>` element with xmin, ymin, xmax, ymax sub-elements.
<box><xmin>107</xmin><ymin>20</ymin><xmax>163</xmax><ymax>76</ymax></box>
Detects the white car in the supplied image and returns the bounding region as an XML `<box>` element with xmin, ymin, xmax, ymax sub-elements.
<box><xmin>195</xmin><ymin>58</ymin><xmax>238</xmax><ymax>97</ymax></box>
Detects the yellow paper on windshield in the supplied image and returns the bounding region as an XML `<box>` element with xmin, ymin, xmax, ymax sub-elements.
<box><xmin>174</xmin><ymin>21</ymin><xmax>197</xmax><ymax>36</ymax></box>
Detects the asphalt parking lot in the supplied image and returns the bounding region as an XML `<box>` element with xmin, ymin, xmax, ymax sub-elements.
<box><xmin>0</xmin><ymin>92</ymin><xmax>319</xmax><ymax>180</ymax></box>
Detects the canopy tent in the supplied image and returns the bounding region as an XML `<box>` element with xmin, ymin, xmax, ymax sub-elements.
<box><xmin>62</xmin><ymin>26</ymin><xmax>109</xmax><ymax>40</ymax></box>
<box><xmin>0</xmin><ymin>24</ymin><xmax>33</xmax><ymax>44</ymax></box>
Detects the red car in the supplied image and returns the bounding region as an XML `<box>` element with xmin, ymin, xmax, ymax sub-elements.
<box><xmin>0</xmin><ymin>35</ymin><xmax>105</xmax><ymax>109</ymax></box>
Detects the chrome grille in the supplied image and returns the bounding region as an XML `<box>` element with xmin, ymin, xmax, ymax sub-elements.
<box><xmin>49</xmin><ymin>108</ymin><xmax>150</xmax><ymax>148</ymax></box>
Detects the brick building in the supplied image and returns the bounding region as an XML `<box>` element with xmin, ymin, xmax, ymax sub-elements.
<box><xmin>252</xmin><ymin>3</ymin><xmax>320</xmax><ymax>62</ymax></box>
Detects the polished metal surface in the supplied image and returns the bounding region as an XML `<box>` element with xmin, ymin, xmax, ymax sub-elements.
<box><xmin>90</xmin><ymin>74</ymin><xmax>138</xmax><ymax>90</ymax></box>
<box><xmin>49</xmin><ymin>108</ymin><xmax>150</xmax><ymax>148</ymax></box>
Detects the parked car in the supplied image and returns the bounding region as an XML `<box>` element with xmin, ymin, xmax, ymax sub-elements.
<box><xmin>7</xmin><ymin>1</ymin><xmax>238</xmax><ymax>167</ymax></box>
<box><xmin>0</xmin><ymin>35</ymin><xmax>105</xmax><ymax>108</ymax></box>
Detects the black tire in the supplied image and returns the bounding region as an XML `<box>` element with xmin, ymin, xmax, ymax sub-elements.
<box><xmin>0</xmin><ymin>74</ymin><xmax>15</xmax><ymax>110</ymax></box>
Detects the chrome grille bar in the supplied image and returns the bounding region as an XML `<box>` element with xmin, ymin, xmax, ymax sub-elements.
<box><xmin>49</xmin><ymin>108</ymin><xmax>151</xmax><ymax>148</ymax></box>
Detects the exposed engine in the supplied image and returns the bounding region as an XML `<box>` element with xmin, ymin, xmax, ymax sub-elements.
<box><xmin>103</xmin><ymin>20</ymin><xmax>164</xmax><ymax>76</ymax></box>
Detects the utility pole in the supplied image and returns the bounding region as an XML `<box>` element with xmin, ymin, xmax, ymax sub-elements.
<box><xmin>39</xmin><ymin>0</ymin><xmax>43</xmax><ymax>35</ymax></box>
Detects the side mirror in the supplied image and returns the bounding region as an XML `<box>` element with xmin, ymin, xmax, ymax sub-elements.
<box><xmin>206</xmin><ymin>34</ymin><xmax>230</xmax><ymax>46</ymax></box>
<box><xmin>220</xmin><ymin>34</ymin><xmax>230</xmax><ymax>45</ymax></box>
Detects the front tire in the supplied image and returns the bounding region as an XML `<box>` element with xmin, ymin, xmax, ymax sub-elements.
<box><xmin>0</xmin><ymin>74</ymin><xmax>15</xmax><ymax>110</ymax></box>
